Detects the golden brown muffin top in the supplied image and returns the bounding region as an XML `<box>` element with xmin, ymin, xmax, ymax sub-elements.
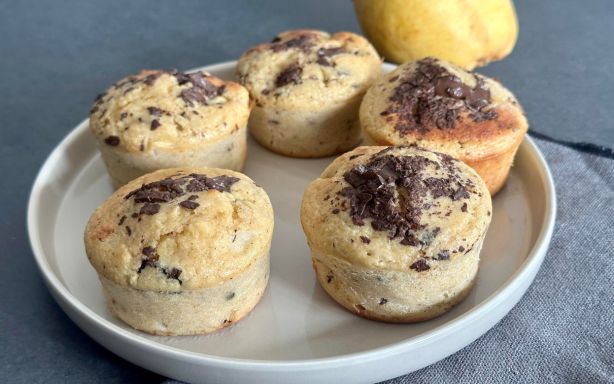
<box><xmin>301</xmin><ymin>146</ymin><xmax>492</xmax><ymax>272</ymax></box>
<box><xmin>85</xmin><ymin>167</ymin><xmax>274</xmax><ymax>291</ymax></box>
<box><xmin>360</xmin><ymin>58</ymin><xmax>528</xmax><ymax>160</ymax></box>
<box><xmin>89</xmin><ymin>70</ymin><xmax>250</xmax><ymax>153</ymax></box>
<box><xmin>236</xmin><ymin>29</ymin><xmax>381</xmax><ymax>109</ymax></box>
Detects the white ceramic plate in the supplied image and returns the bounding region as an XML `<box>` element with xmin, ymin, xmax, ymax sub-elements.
<box><xmin>28</xmin><ymin>62</ymin><xmax>556</xmax><ymax>384</ymax></box>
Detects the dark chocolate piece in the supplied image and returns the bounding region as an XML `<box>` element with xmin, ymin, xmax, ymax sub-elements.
<box><xmin>270</xmin><ymin>34</ymin><xmax>313</xmax><ymax>52</ymax></box>
<box><xmin>436</xmin><ymin>250</ymin><xmax>450</xmax><ymax>260</ymax></box>
<box><xmin>410</xmin><ymin>258</ymin><xmax>430</xmax><ymax>272</ymax></box>
<box><xmin>139</xmin><ymin>203</ymin><xmax>160</xmax><ymax>215</ymax></box>
<box><xmin>275</xmin><ymin>64</ymin><xmax>303</xmax><ymax>88</ymax></box>
<box><xmin>316</xmin><ymin>46</ymin><xmax>344</xmax><ymax>66</ymax></box>
<box><xmin>179</xmin><ymin>200</ymin><xmax>200</xmax><ymax>210</ymax></box>
<box><xmin>104</xmin><ymin>136</ymin><xmax>120</xmax><ymax>146</ymax></box>
<box><xmin>147</xmin><ymin>106</ymin><xmax>163</xmax><ymax>116</ymax></box>
<box><xmin>382</xmin><ymin>58</ymin><xmax>497</xmax><ymax>134</ymax></box>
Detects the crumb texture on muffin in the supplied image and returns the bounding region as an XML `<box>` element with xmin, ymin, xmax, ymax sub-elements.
<box><xmin>85</xmin><ymin>167</ymin><xmax>274</xmax><ymax>291</ymax></box>
<box><xmin>237</xmin><ymin>29</ymin><xmax>382</xmax><ymax>109</ymax></box>
<box><xmin>89</xmin><ymin>70</ymin><xmax>250</xmax><ymax>153</ymax></box>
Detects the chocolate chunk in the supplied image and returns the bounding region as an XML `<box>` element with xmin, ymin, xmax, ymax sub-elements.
<box><xmin>379</xmin><ymin>298</ymin><xmax>388</xmax><ymax>305</ymax></box>
<box><xmin>452</xmin><ymin>187</ymin><xmax>470</xmax><ymax>201</ymax></box>
<box><xmin>461</xmin><ymin>202</ymin><xmax>468</xmax><ymax>212</ymax></box>
<box><xmin>410</xmin><ymin>258</ymin><xmax>430</xmax><ymax>272</ymax></box>
<box><xmin>316</xmin><ymin>46</ymin><xmax>344</xmax><ymax>66</ymax></box>
<box><xmin>118</xmin><ymin>215</ymin><xmax>126</xmax><ymax>225</ymax></box>
<box><xmin>147</xmin><ymin>106</ymin><xmax>163</xmax><ymax>116</ymax></box>
<box><xmin>332</xmin><ymin>208</ymin><xmax>340</xmax><ymax>214</ymax></box>
<box><xmin>458</xmin><ymin>246</ymin><xmax>465</xmax><ymax>252</ymax></box>
<box><xmin>125</xmin><ymin>226</ymin><xmax>132</xmax><ymax>236</ymax></box>
<box><xmin>179</xmin><ymin>200</ymin><xmax>200</xmax><ymax>210</ymax></box>
<box><xmin>104</xmin><ymin>136</ymin><xmax>120</xmax><ymax>146</ymax></box>
<box><xmin>163</xmin><ymin>267</ymin><xmax>182</xmax><ymax>283</ymax></box>
<box><xmin>225</xmin><ymin>292</ymin><xmax>235</xmax><ymax>300</ymax></box>
<box><xmin>436</xmin><ymin>250</ymin><xmax>450</xmax><ymax>260</ymax></box>
<box><xmin>139</xmin><ymin>203</ymin><xmax>160</xmax><ymax>215</ymax></box>
<box><xmin>138</xmin><ymin>246</ymin><xmax>159</xmax><ymax>272</ymax></box>
<box><xmin>275</xmin><ymin>64</ymin><xmax>303</xmax><ymax>88</ymax></box>
<box><xmin>94</xmin><ymin>92</ymin><xmax>105</xmax><ymax>103</ymax></box>
<box><xmin>120</xmin><ymin>112</ymin><xmax>128</xmax><ymax>120</ymax></box>
<box><xmin>360</xmin><ymin>235</ymin><xmax>371</xmax><ymax>244</ymax></box>
<box><xmin>326</xmin><ymin>273</ymin><xmax>334</xmax><ymax>283</ymax></box>
<box><xmin>150</xmin><ymin>119</ymin><xmax>161</xmax><ymax>130</ymax></box>
<box><xmin>170</xmin><ymin>70</ymin><xmax>225</xmax><ymax>106</ymax></box>
<box><xmin>185</xmin><ymin>174</ymin><xmax>240</xmax><ymax>193</ymax></box>
<box><xmin>143</xmin><ymin>73</ymin><xmax>161</xmax><ymax>86</ymax></box>
<box><xmin>382</xmin><ymin>58</ymin><xmax>497</xmax><ymax>134</ymax></box>
<box><xmin>270</xmin><ymin>34</ymin><xmax>313</xmax><ymax>52</ymax></box>
<box><xmin>131</xmin><ymin>212</ymin><xmax>138</xmax><ymax>218</ymax></box>
<box><xmin>187</xmin><ymin>195</ymin><xmax>198</xmax><ymax>200</ymax></box>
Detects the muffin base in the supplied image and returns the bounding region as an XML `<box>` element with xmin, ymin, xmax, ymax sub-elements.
<box><xmin>100</xmin><ymin>253</ymin><xmax>269</xmax><ymax>336</ymax></box>
<box><xmin>311</xmin><ymin>244</ymin><xmax>482</xmax><ymax>323</ymax></box>
<box><xmin>462</xmin><ymin>136</ymin><xmax>523</xmax><ymax>195</ymax></box>
<box><xmin>249</xmin><ymin>97</ymin><xmax>363</xmax><ymax>158</ymax></box>
<box><xmin>99</xmin><ymin>126</ymin><xmax>247</xmax><ymax>188</ymax></box>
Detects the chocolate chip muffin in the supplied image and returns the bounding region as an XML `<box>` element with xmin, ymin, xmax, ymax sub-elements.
<box><xmin>90</xmin><ymin>70</ymin><xmax>251</xmax><ymax>188</ymax></box>
<box><xmin>300</xmin><ymin>146</ymin><xmax>492</xmax><ymax>322</ymax></box>
<box><xmin>360</xmin><ymin>57</ymin><xmax>528</xmax><ymax>195</ymax></box>
<box><xmin>236</xmin><ymin>29</ymin><xmax>381</xmax><ymax>157</ymax></box>
<box><xmin>84</xmin><ymin>167</ymin><xmax>273</xmax><ymax>335</ymax></box>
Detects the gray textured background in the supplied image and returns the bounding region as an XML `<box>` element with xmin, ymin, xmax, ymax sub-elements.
<box><xmin>1</xmin><ymin>0</ymin><xmax>613</xmax><ymax>383</ymax></box>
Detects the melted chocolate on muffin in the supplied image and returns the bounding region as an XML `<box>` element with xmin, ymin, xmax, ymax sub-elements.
<box><xmin>336</xmin><ymin>148</ymin><xmax>474</xmax><ymax>248</ymax></box>
<box><xmin>381</xmin><ymin>58</ymin><xmax>497</xmax><ymax>134</ymax></box>
<box><xmin>124</xmin><ymin>173</ymin><xmax>239</xmax><ymax>218</ymax></box>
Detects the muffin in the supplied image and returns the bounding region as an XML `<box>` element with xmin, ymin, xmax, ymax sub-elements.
<box><xmin>236</xmin><ymin>29</ymin><xmax>382</xmax><ymax>157</ymax></box>
<box><xmin>90</xmin><ymin>69</ymin><xmax>251</xmax><ymax>188</ymax></box>
<box><xmin>300</xmin><ymin>146</ymin><xmax>492</xmax><ymax>322</ymax></box>
<box><xmin>360</xmin><ymin>57</ymin><xmax>528</xmax><ymax>195</ymax></box>
<box><xmin>84</xmin><ymin>167</ymin><xmax>274</xmax><ymax>335</ymax></box>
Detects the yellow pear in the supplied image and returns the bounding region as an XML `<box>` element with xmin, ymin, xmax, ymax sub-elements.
<box><xmin>353</xmin><ymin>0</ymin><xmax>518</xmax><ymax>69</ymax></box>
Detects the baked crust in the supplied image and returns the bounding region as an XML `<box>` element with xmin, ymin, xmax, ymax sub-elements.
<box><xmin>360</xmin><ymin>58</ymin><xmax>528</xmax><ymax>194</ymax></box>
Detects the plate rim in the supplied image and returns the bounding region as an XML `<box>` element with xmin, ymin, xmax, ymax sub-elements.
<box><xmin>27</xmin><ymin>60</ymin><xmax>557</xmax><ymax>370</ymax></box>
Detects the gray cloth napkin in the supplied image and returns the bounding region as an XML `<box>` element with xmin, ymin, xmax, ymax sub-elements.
<box><xmin>166</xmin><ymin>137</ymin><xmax>614</xmax><ymax>383</ymax></box>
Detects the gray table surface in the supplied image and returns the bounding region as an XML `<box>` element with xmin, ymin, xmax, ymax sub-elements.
<box><xmin>1</xmin><ymin>1</ymin><xmax>612</xmax><ymax>383</ymax></box>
